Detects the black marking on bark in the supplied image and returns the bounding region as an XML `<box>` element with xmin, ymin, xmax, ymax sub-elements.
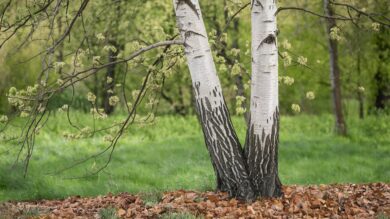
<box><xmin>185</xmin><ymin>30</ymin><xmax>205</xmax><ymax>38</ymax></box>
<box><xmin>177</xmin><ymin>0</ymin><xmax>200</xmax><ymax>18</ymax></box>
<box><xmin>257</xmin><ymin>34</ymin><xmax>276</xmax><ymax>50</ymax></box>
<box><xmin>192</xmin><ymin>83</ymin><xmax>255</xmax><ymax>201</ymax></box>
<box><xmin>261</xmin><ymin>129</ymin><xmax>265</xmax><ymax>142</ymax></box>
<box><xmin>183</xmin><ymin>30</ymin><xmax>206</xmax><ymax>49</ymax></box>
<box><xmin>263</xmin><ymin>34</ymin><xmax>276</xmax><ymax>44</ymax></box>
<box><xmin>244</xmin><ymin>106</ymin><xmax>283</xmax><ymax>197</ymax></box>
<box><xmin>204</xmin><ymin>97</ymin><xmax>212</xmax><ymax>111</ymax></box>
<box><xmin>194</xmin><ymin>81</ymin><xmax>200</xmax><ymax>96</ymax></box>
<box><xmin>251</xmin><ymin>0</ymin><xmax>264</xmax><ymax>9</ymax></box>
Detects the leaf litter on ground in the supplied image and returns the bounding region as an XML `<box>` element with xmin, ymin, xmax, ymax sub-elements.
<box><xmin>0</xmin><ymin>183</ymin><xmax>389</xmax><ymax>218</ymax></box>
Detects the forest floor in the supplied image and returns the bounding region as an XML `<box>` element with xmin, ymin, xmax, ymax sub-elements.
<box><xmin>1</xmin><ymin>115</ymin><xmax>389</xmax><ymax>202</ymax></box>
<box><xmin>1</xmin><ymin>183</ymin><xmax>389</xmax><ymax>218</ymax></box>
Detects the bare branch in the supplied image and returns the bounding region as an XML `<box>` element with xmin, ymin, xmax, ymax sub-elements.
<box><xmin>48</xmin><ymin>0</ymin><xmax>90</xmax><ymax>53</ymax></box>
<box><xmin>276</xmin><ymin>6</ymin><xmax>352</xmax><ymax>21</ymax></box>
<box><xmin>330</xmin><ymin>1</ymin><xmax>390</xmax><ymax>27</ymax></box>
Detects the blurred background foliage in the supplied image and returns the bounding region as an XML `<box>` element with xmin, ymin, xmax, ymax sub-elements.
<box><xmin>0</xmin><ymin>0</ymin><xmax>389</xmax><ymax>117</ymax></box>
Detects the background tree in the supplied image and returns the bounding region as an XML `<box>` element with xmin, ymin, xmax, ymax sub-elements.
<box><xmin>323</xmin><ymin>0</ymin><xmax>347</xmax><ymax>135</ymax></box>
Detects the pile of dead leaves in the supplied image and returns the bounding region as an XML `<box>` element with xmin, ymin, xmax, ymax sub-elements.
<box><xmin>0</xmin><ymin>183</ymin><xmax>389</xmax><ymax>218</ymax></box>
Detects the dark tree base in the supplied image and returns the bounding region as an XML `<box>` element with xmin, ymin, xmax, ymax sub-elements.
<box><xmin>255</xmin><ymin>173</ymin><xmax>283</xmax><ymax>198</ymax></box>
<box><xmin>192</xmin><ymin>83</ymin><xmax>282</xmax><ymax>202</ymax></box>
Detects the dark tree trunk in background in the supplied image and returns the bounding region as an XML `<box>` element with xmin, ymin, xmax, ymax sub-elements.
<box><xmin>373</xmin><ymin>26</ymin><xmax>390</xmax><ymax>112</ymax></box>
<box><xmin>161</xmin><ymin>88</ymin><xmax>187</xmax><ymax>115</ymax></box>
<box><xmin>357</xmin><ymin>52</ymin><xmax>364</xmax><ymax>119</ymax></box>
<box><xmin>56</xmin><ymin>16</ymin><xmax>64</xmax><ymax>75</ymax></box>
<box><xmin>374</xmin><ymin>72</ymin><xmax>389</xmax><ymax>110</ymax></box>
<box><xmin>102</xmin><ymin>41</ymin><xmax>119</xmax><ymax>115</ymax></box>
<box><xmin>324</xmin><ymin>0</ymin><xmax>347</xmax><ymax>135</ymax></box>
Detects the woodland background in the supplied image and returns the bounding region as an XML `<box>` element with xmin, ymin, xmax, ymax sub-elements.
<box><xmin>0</xmin><ymin>0</ymin><xmax>389</xmax><ymax>206</ymax></box>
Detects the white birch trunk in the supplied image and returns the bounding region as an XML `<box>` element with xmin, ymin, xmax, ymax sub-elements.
<box><xmin>245</xmin><ymin>0</ymin><xmax>282</xmax><ymax>197</ymax></box>
<box><xmin>173</xmin><ymin>0</ymin><xmax>255</xmax><ymax>200</ymax></box>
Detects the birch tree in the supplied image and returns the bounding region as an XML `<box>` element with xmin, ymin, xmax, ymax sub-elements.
<box><xmin>173</xmin><ymin>0</ymin><xmax>282</xmax><ymax>199</ymax></box>
<box><xmin>1</xmin><ymin>0</ymin><xmax>389</xmax><ymax>202</ymax></box>
<box><xmin>245</xmin><ymin>0</ymin><xmax>282</xmax><ymax>197</ymax></box>
<box><xmin>173</xmin><ymin>0</ymin><xmax>256</xmax><ymax>200</ymax></box>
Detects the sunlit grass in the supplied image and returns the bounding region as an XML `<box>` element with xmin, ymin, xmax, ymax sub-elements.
<box><xmin>0</xmin><ymin>113</ymin><xmax>389</xmax><ymax>201</ymax></box>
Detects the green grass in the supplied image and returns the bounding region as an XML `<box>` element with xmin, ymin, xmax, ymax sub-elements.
<box><xmin>0</xmin><ymin>113</ymin><xmax>389</xmax><ymax>202</ymax></box>
<box><xmin>99</xmin><ymin>207</ymin><xmax>120</xmax><ymax>219</ymax></box>
<box><xmin>160</xmin><ymin>212</ymin><xmax>201</xmax><ymax>219</ymax></box>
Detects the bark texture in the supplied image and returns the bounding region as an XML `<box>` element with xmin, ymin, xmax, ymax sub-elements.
<box><xmin>244</xmin><ymin>0</ymin><xmax>282</xmax><ymax>197</ymax></box>
<box><xmin>324</xmin><ymin>0</ymin><xmax>347</xmax><ymax>135</ymax></box>
<box><xmin>173</xmin><ymin>0</ymin><xmax>255</xmax><ymax>200</ymax></box>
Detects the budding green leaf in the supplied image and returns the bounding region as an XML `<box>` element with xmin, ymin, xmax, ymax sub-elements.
<box><xmin>93</xmin><ymin>56</ymin><xmax>101</xmax><ymax>65</ymax></box>
<box><xmin>280</xmin><ymin>76</ymin><xmax>294</xmax><ymax>86</ymax></box>
<box><xmin>109</xmin><ymin>96</ymin><xmax>120</xmax><ymax>106</ymax></box>
<box><xmin>281</xmin><ymin>52</ymin><xmax>292</xmax><ymax>67</ymax></box>
<box><xmin>236</xmin><ymin>107</ymin><xmax>246</xmax><ymax>115</ymax></box>
<box><xmin>90</xmin><ymin>108</ymin><xmax>107</xmax><ymax>119</ymax></box>
<box><xmin>330</xmin><ymin>27</ymin><xmax>342</xmax><ymax>41</ymax></box>
<box><xmin>235</xmin><ymin>96</ymin><xmax>246</xmax><ymax>104</ymax></box>
<box><xmin>0</xmin><ymin>115</ymin><xmax>8</xmax><ymax>123</ymax></box>
<box><xmin>371</xmin><ymin>23</ymin><xmax>380</xmax><ymax>32</ymax></box>
<box><xmin>57</xmin><ymin>79</ymin><xmax>64</xmax><ymax>86</ymax></box>
<box><xmin>281</xmin><ymin>39</ymin><xmax>292</xmax><ymax>50</ymax></box>
<box><xmin>297</xmin><ymin>56</ymin><xmax>308</xmax><ymax>66</ymax></box>
<box><xmin>231</xmin><ymin>63</ymin><xmax>241</xmax><ymax>76</ymax></box>
<box><xmin>103</xmin><ymin>135</ymin><xmax>114</xmax><ymax>142</ymax></box>
<box><xmin>8</xmin><ymin>87</ymin><xmax>17</xmax><ymax>96</ymax></box>
<box><xmin>230</xmin><ymin>48</ymin><xmax>240</xmax><ymax>57</ymax></box>
<box><xmin>87</xmin><ymin>92</ymin><xmax>96</xmax><ymax>102</ymax></box>
<box><xmin>96</xmin><ymin>33</ymin><xmax>105</xmax><ymax>41</ymax></box>
<box><xmin>20</xmin><ymin>111</ymin><xmax>30</xmax><ymax>118</ymax></box>
<box><xmin>306</xmin><ymin>91</ymin><xmax>315</xmax><ymax>100</ymax></box>
<box><xmin>291</xmin><ymin>104</ymin><xmax>301</xmax><ymax>113</ymax></box>
<box><xmin>106</xmin><ymin>76</ymin><xmax>113</xmax><ymax>84</ymax></box>
<box><xmin>103</xmin><ymin>45</ymin><xmax>117</xmax><ymax>53</ymax></box>
<box><xmin>219</xmin><ymin>64</ymin><xmax>227</xmax><ymax>73</ymax></box>
<box><xmin>54</xmin><ymin>62</ymin><xmax>66</xmax><ymax>69</ymax></box>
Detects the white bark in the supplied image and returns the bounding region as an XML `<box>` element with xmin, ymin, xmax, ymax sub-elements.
<box><xmin>245</xmin><ymin>0</ymin><xmax>282</xmax><ymax>197</ymax></box>
<box><xmin>250</xmin><ymin>0</ymin><xmax>279</xmax><ymax>136</ymax></box>
<box><xmin>173</xmin><ymin>0</ymin><xmax>221</xmax><ymax>105</ymax></box>
<box><xmin>173</xmin><ymin>0</ymin><xmax>254</xmax><ymax>199</ymax></box>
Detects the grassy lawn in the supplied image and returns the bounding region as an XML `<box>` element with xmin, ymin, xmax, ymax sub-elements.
<box><xmin>0</xmin><ymin>113</ymin><xmax>389</xmax><ymax>202</ymax></box>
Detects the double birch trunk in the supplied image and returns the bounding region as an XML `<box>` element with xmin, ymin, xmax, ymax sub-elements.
<box><xmin>244</xmin><ymin>0</ymin><xmax>282</xmax><ymax>197</ymax></box>
<box><xmin>173</xmin><ymin>0</ymin><xmax>282</xmax><ymax>199</ymax></box>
